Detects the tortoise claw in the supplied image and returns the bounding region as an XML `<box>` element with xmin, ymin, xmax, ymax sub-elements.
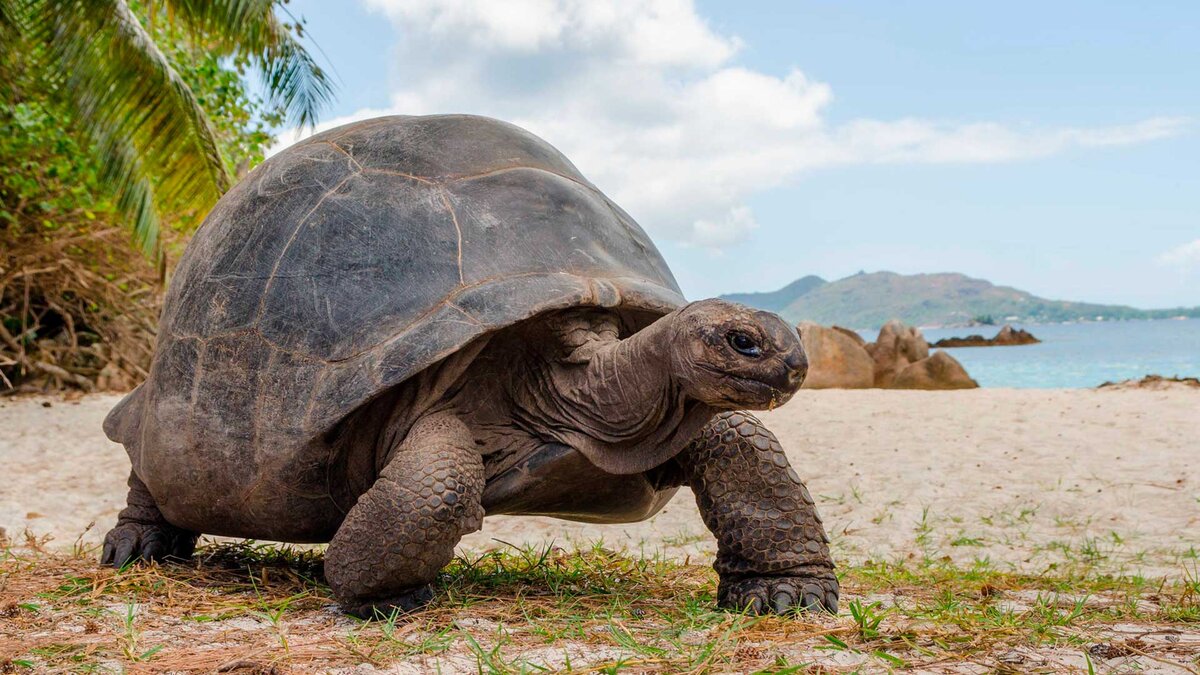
<box><xmin>718</xmin><ymin>572</ymin><xmax>839</xmax><ymax>615</ymax></box>
<box><xmin>100</xmin><ymin>521</ymin><xmax>197</xmax><ymax>568</ymax></box>
<box><xmin>342</xmin><ymin>584</ymin><xmax>435</xmax><ymax>620</ymax></box>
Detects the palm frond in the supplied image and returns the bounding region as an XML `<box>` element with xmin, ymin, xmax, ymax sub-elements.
<box><xmin>257</xmin><ymin>26</ymin><xmax>335</xmax><ymax>130</ymax></box>
<box><xmin>8</xmin><ymin>0</ymin><xmax>333</xmax><ymax>257</ymax></box>
<box><xmin>0</xmin><ymin>0</ymin><xmax>23</xmax><ymax>64</ymax></box>
<box><xmin>23</xmin><ymin>0</ymin><xmax>232</xmax><ymax>249</ymax></box>
<box><xmin>0</xmin><ymin>0</ymin><xmax>18</xmax><ymax>99</ymax></box>
<box><xmin>0</xmin><ymin>0</ymin><xmax>15</xmax><ymax>33</ymax></box>
<box><xmin>165</xmin><ymin>0</ymin><xmax>334</xmax><ymax>129</ymax></box>
<box><xmin>96</xmin><ymin>134</ymin><xmax>164</xmax><ymax>256</ymax></box>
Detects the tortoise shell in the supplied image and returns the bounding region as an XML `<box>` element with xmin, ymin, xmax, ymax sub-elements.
<box><xmin>106</xmin><ymin>115</ymin><xmax>685</xmax><ymax>474</ymax></box>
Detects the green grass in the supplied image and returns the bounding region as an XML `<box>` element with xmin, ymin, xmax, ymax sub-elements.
<box><xmin>1</xmin><ymin>541</ymin><xmax>1198</xmax><ymax>673</ymax></box>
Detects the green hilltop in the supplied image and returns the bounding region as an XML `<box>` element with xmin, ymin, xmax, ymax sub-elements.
<box><xmin>718</xmin><ymin>275</ymin><xmax>827</xmax><ymax>313</ymax></box>
<box><xmin>721</xmin><ymin>271</ymin><xmax>1200</xmax><ymax>329</ymax></box>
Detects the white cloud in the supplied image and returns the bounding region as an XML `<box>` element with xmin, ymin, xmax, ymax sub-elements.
<box><xmin>692</xmin><ymin>205</ymin><xmax>758</xmax><ymax>249</ymax></box>
<box><xmin>1158</xmin><ymin>239</ymin><xmax>1200</xmax><ymax>269</ymax></box>
<box><xmin>363</xmin><ymin>0</ymin><xmax>739</xmax><ymax>65</ymax></box>
<box><xmin>280</xmin><ymin>0</ymin><xmax>1189</xmax><ymax>249</ymax></box>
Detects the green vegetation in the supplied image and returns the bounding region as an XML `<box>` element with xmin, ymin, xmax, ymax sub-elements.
<box><xmin>0</xmin><ymin>0</ymin><xmax>332</xmax><ymax>254</ymax></box>
<box><xmin>722</xmin><ymin>271</ymin><xmax>1200</xmax><ymax>329</ymax></box>
<box><xmin>1</xmin><ymin>0</ymin><xmax>333</xmax><ymax>391</ymax></box>
<box><xmin>2</xmin><ymin>540</ymin><xmax>1197</xmax><ymax>672</ymax></box>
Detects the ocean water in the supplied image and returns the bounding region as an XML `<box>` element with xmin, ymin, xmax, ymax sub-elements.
<box><xmin>888</xmin><ymin>319</ymin><xmax>1200</xmax><ymax>389</ymax></box>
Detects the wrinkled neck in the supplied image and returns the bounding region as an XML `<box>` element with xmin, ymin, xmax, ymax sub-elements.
<box><xmin>537</xmin><ymin>311</ymin><xmax>715</xmax><ymax>475</ymax></box>
<box><xmin>560</xmin><ymin>316</ymin><xmax>676</xmax><ymax>436</ymax></box>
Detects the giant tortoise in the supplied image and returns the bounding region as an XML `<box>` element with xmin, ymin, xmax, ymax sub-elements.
<box><xmin>102</xmin><ymin>115</ymin><xmax>838</xmax><ymax>617</ymax></box>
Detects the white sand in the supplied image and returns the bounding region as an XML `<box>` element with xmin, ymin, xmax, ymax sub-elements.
<box><xmin>2</xmin><ymin>388</ymin><xmax>1197</xmax><ymax>576</ymax></box>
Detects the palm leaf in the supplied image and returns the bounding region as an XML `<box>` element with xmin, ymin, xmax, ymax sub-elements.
<box><xmin>20</xmin><ymin>0</ymin><xmax>231</xmax><ymax>253</ymax></box>
<box><xmin>0</xmin><ymin>0</ymin><xmax>23</xmax><ymax>77</ymax></box>
<box><xmin>163</xmin><ymin>0</ymin><xmax>334</xmax><ymax>129</ymax></box>
<box><xmin>0</xmin><ymin>0</ymin><xmax>15</xmax><ymax>34</ymax></box>
<box><xmin>8</xmin><ymin>0</ymin><xmax>333</xmax><ymax>257</ymax></box>
<box><xmin>96</xmin><ymin>135</ymin><xmax>164</xmax><ymax>256</ymax></box>
<box><xmin>34</xmin><ymin>0</ymin><xmax>232</xmax><ymax>196</ymax></box>
<box><xmin>0</xmin><ymin>0</ymin><xmax>18</xmax><ymax>98</ymax></box>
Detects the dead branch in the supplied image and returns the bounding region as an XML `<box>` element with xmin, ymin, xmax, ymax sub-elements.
<box><xmin>2</xmin><ymin>213</ymin><xmax>166</xmax><ymax>392</ymax></box>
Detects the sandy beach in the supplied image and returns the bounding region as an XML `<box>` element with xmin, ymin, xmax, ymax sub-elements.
<box><xmin>4</xmin><ymin>388</ymin><xmax>1197</xmax><ymax>577</ymax></box>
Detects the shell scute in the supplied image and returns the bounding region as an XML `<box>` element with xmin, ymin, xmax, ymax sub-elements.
<box><xmin>447</xmin><ymin>169</ymin><xmax>664</xmax><ymax>288</ymax></box>
<box><xmin>256</xmin><ymin>172</ymin><xmax>461</xmax><ymax>360</ymax></box>
<box><xmin>173</xmin><ymin>143</ymin><xmax>358</xmax><ymax>338</ymax></box>
<box><xmin>329</xmin><ymin>115</ymin><xmax>585</xmax><ymax>182</ymax></box>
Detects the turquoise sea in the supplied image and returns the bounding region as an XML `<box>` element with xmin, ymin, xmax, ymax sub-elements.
<box><xmin>909</xmin><ymin>319</ymin><xmax>1200</xmax><ymax>389</ymax></box>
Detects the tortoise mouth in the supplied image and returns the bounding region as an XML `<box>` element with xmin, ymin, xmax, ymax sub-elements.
<box><xmin>696</xmin><ymin>365</ymin><xmax>796</xmax><ymax>409</ymax></box>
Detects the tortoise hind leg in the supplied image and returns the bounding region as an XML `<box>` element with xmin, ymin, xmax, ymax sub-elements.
<box><xmin>101</xmin><ymin>471</ymin><xmax>198</xmax><ymax>567</ymax></box>
<box><xmin>324</xmin><ymin>411</ymin><xmax>485</xmax><ymax>618</ymax></box>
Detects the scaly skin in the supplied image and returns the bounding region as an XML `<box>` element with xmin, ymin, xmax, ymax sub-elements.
<box><xmin>323</xmin><ymin>412</ymin><xmax>485</xmax><ymax>618</ymax></box>
<box><xmin>101</xmin><ymin>472</ymin><xmax>198</xmax><ymax>567</ymax></box>
<box><xmin>664</xmin><ymin>411</ymin><xmax>839</xmax><ymax>614</ymax></box>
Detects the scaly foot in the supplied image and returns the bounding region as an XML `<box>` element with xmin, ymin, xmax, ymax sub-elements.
<box><xmin>340</xmin><ymin>584</ymin><xmax>435</xmax><ymax>619</ymax></box>
<box><xmin>718</xmin><ymin>570</ymin><xmax>839</xmax><ymax>615</ymax></box>
<box><xmin>100</xmin><ymin>521</ymin><xmax>197</xmax><ymax>568</ymax></box>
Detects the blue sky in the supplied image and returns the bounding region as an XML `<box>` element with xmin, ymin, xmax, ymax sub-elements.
<box><xmin>282</xmin><ymin>1</ymin><xmax>1198</xmax><ymax>308</ymax></box>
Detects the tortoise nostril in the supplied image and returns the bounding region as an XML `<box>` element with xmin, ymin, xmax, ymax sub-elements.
<box><xmin>783</xmin><ymin>350</ymin><xmax>807</xmax><ymax>373</ymax></box>
<box><xmin>783</xmin><ymin>349</ymin><xmax>808</xmax><ymax>388</ymax></box>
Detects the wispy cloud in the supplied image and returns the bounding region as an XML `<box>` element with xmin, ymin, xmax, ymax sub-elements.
<box><xmin>1158</xmin><ymin>239</ymin><xmax>1200</xmax><ymax>269</ymax></box>
<box><xmin>278</xmin><ymin>0</ymin><xmax>1189</xmax><ymax>249</ymax></box>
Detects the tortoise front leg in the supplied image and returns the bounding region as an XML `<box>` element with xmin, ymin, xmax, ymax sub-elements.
<box><xmin>101</xmin><ymin>471</ymin><xmax>198</xmax><ymax>567</ymax></box>
<box><xmin>664</xmin><ymin>411</ymin><xmax>838</xmax><ymax>614</ymax></box>
<box><xmin>324</xmin><ymin>411</ymin><xmax>484</xmax><ymax>618</ymax></box>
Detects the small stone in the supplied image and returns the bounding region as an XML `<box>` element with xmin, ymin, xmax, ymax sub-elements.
<box><xmin>997</xmin><ymin>650</ymin><xmax>1025</xmax><ymax>664</ymax></box>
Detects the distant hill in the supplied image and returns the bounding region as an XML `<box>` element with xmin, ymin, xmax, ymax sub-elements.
<box><xmin>719</xmin><ymin>275</ymin><xmax>826</xmax><ymax>313</ymax></box>
<box><xmin>721</xmin><ymin>271</ymin><xmax>1200</xmax><ymax>329</ymax></box>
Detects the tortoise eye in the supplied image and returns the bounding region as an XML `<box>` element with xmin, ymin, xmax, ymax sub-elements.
<box><xmin>727</xmin><ymin>331</ymin><xmax>762</xmax><ymax>357</ymax></box>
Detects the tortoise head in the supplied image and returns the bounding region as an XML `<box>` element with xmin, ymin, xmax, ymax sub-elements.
<box><xmin>667</xmin><ymin>299</ymin><xmax>807</xmax><ymax>410</ymax></box>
